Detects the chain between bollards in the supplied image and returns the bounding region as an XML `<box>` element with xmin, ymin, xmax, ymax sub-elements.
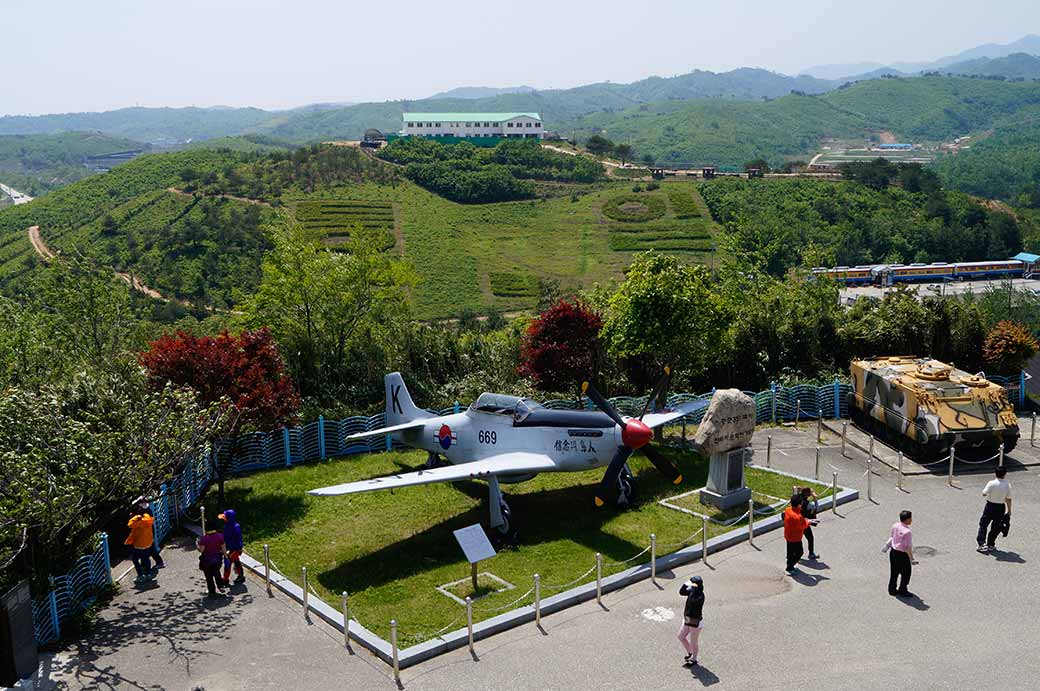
<box><xmin>766</xmin><ymin>435</ymin><xmax>772</xmax><ymax>468</ymax></box>
<box><xmin>841</xmin><ymin>422</ymin><xmax>848</xmax><ymax>458</ymax></box>
<box><xmin>263</xmin><ymin>544</ymin><xmax>271</xmax><ymax>594</ymax></box>
<box><xmin>814</xmin><ymin>447</ymin><xmax>820</xmax><ymax>480</ymax></box>
<box><xmin>701</xmin><ymin>515</ymin><xmax>709</xmax><ymax>567</ymax></box>
<box><xmin>342</xmin><ymin>591</ymin><xmax>352</xmax><ymax>652</ymax></box>
<box><xmin>302</xmin><ymin>567</ymin><xmax>309</xmax><ymax>620</ymax></box>
<box><xmin>390</xmin><ymin>619</ymin><xmax>400</xmax><ymax>686</ymax></box>
<box><xmin>465</xmin><ymin>596</ymin><xmax>474</xmax><ymax>657</ymax></box>
<box><xmin>650</xmin><ymin>533</ymin><xmax>657</xmax><ymax>585</ymax></box>
<box><xmin>534</xmin><ymin>574</ymin><xmax>541</xmax><ymax>628</ymax></box>
<box><xmin>595</xmin><ymin>553</ymin><xmax>603</xmax><ymax>607</ymax></box>
<box><xmin>747</xmin><ymin>498</ymin><xmax>755</xmax><ymax>547</ymax></box>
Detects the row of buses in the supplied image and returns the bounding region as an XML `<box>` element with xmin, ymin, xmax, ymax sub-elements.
<box><xmin>812</xmin><ymin>260</ymin><xmax>1027</xmax><ymax>287</ymax></box>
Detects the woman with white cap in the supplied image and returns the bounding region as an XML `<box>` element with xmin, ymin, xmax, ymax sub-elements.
<box><xmin>677</xmin><ymin>575</ymin><xmax>705</xmax><ymax>667</ymax></box>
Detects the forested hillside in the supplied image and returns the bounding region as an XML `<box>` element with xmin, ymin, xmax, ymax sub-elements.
<box><xmin>933</xmin><ymin>118</ymin><xmax>1040</xmax><ymax>205</ymax></box>
<box><xmin>701</xmin><ymin>175</ymin><xmax>1033</xmax><ymax>276</ymax></box>
<box><xmin>0</xmin><ymin>131</ymin><xmax>145</xmax><ymax>196</ymax></box>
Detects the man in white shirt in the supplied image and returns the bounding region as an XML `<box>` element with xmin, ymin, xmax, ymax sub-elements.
<box><xmin>977</xmin><ymin>467</ymin><xmax>1012</xmax><ymax>553</ymax></box>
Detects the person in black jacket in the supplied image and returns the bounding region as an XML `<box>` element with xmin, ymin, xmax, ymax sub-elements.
<box><xmin>799</xmin><ymin>486</ymin><xmax>820</xmax><ymax>560</ymax></box>
<box><xmin>677</xmin><ymin>575</ymin><xmax>705</xmax><ymax>667</ymax></box>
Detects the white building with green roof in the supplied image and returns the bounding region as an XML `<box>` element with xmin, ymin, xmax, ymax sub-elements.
<box><xmin>401</xmin><ymin>112</ymin><xmax>543</xmax><ymax>139</ymax></box>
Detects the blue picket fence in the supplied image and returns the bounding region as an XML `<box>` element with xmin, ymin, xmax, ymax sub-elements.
<box><xmin>31</xmin><ymin>534</ymin><xmax>112</xmax><ymax>645</ymax></box>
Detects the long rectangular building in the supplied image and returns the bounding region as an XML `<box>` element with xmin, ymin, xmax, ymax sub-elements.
<box><xmin>401</xmin><ymin>112</ymin><xmax>543</xmax><ymax>139</ymax></box>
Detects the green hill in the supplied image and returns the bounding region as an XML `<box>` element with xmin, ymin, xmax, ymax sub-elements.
<box><xmin>945</xmin><ymin>53</ymin><xmax>1040</xmax><ymax>80</ymax></box>
<box><xmin>0</xmin><ymin>131</ymin><xmax>146</xmax><ymax>196</ymax></box>
<box><xmin>933</xmin><ymin>115</ymin><xmax>1040</xmax><ymax>204</ymax></box>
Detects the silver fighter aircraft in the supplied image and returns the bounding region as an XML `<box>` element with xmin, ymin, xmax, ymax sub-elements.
<box><xmin>308</xmin><ymin>371</ymin><xmax>705</xmax><ymax>542</ymax></box>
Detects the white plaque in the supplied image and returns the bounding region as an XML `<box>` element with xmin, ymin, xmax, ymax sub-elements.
<box><xmin>453</xmin><ymin>524</ymin><xmax>497</xmax><ymax>564</ymax></box>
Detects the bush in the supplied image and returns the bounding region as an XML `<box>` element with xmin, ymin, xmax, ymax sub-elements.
<box><xmin>632</xmin><ymin>184</ymin><xmax>643</xmax><ymax>192</ymax></box>
<box><xmin>601</xmin><ymin>193</ymin><xmax>667</xmax><ymax>223</ymax></box>
<box><xmin>983</xmin><ymin>320</ymin><xmax>1038</xmax><ymax>374</ymax></box>
<box><xmin>646</xmin><ymin>181</ymin><xmax>660</xmax><ymax>191</ymax></box>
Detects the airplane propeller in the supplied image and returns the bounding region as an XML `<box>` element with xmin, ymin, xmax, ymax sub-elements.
<box><xmin>582</xmin><ymin>368</ymin><xmax>683</xmax><ymax>507</ymax></box>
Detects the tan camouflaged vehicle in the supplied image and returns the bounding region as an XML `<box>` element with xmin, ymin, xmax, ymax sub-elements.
<box><xmin>849</xmin><ymin>356</ymin><xmax>1019</xmax><ymax>461</ymax></box>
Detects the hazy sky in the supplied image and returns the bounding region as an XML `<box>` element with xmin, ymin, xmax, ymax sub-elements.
<box><xmin>1</xmin><ymin>0</ymin><xmax>1037</xmax><ymax>115</ymax></box>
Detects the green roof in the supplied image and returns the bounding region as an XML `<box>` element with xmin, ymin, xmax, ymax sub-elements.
<box><xmin>402</xmin><ymin>112</ymin><xmax>541</xmax><ymax>122</ymax></box>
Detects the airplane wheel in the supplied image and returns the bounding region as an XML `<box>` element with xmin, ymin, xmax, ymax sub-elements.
<box><xmin>425</xmin><ymin>452</ymin><xmax>444</xmax><ymax>469</ymax></box>
<box><xmin>492</xmin><ymin>501</ymin><xmax>519</xmax><ymax>547</ymax></box>
<box><xmin>616</xmin><ymin>466</ymin><xmax>638</xmax><ymax>508</ymax></box>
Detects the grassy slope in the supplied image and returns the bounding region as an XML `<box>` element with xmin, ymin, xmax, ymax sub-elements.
<box><xmin>212</xmin><ymin>447</ymin><xmax>828</xmax><ymax>640</ymax></box>
<box><xmin>288</xmin><ymin>179</ymin><xmax>718</xmax><ymax>318</ymax></box>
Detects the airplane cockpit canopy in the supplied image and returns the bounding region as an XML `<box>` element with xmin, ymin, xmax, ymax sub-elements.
<box><xmin>470</xmin><ymin>393</ymin><xmax>542</xmax><ymax>417</ymax></box>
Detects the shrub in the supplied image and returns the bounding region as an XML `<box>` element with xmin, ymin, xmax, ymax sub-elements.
<box><xmin>601</xmin><ymin>194</ymin><xmax>667</xmax><ymax>223</ymax></box>
<box><xmin>983</xmin><ymin>320</ymin><xmax>1038</xmax><ymax>374</ymax></box>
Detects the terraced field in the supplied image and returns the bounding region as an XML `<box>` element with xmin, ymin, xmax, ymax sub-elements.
<box><xmin>294</xmin><ymin>199</ymin><xmax>397</xmax><ymax>251</ymax></box>
<box><xmin>605</xmin><ymin>185</ymin><xmax>715</xmax><ymax>254</ymax></box>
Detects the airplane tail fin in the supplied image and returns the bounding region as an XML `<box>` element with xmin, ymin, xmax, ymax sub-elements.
<box><xmin>385</xmin><ymin>372</ymin><xmax>432</xmax><ymax>426</ymax></box>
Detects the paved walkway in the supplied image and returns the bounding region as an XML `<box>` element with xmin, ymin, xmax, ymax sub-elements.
<box><xmin>33</xmin><ymin>427</ymin><xmax>1040</xmax><ymax>690</ymax></box>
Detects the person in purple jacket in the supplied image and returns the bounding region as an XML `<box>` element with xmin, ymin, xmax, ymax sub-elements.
<box><xmin>219</xmin><ymin>509</ymin><xmax>245</xmax><ymax>587</ymax></box>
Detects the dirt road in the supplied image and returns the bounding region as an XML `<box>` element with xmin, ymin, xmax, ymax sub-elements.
<box><xmin>27</xmin><ymin>225</ymin><xmax>55</xmax><ymax>259</ymax></box>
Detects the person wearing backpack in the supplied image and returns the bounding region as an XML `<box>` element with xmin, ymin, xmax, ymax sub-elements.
<box><xmin>677</xmin><ymin>575</ymin><xmax>705</xmax><ymax>667</ymax></box>
<box><xmin>799</xmin><ymin>486</ymin><xmax>820</xmax><ymax>560</ymax></box>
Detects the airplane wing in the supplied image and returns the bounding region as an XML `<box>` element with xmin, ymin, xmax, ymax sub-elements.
<box><xmin>640</xmin><ymin>399</ymin><xmax>710</xmax><ymax>429</ymax></box>
<box><xmin>345</xmin><ymin>420</ymin><xmax>427</xmax><ymax>441</ymax></box>
<box><xmin>307</xmin><ymin>452</ymin><xmax>557</xmax><ymax>496</ymax></box>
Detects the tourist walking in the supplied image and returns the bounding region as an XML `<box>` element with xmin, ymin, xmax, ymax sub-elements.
<box><xmin>197</xmin><ymin>525</ymin><xmax>229</xmax><ymax>598</ymax></box>
<box><xmin>219</xmin><ymin>509</ymin><xmax>245</xmax><ymax>586</ymax></box>
<box><xmin>124</xmin><ymin>510</ymin><xmax>157</xmax><ymax>585</ymax></box>
<box><xmin>783</xmin><ymin>496</ymin><xmax>818</xmax><ymax>573</ymax></box>
<box><xmin>133</xmin><ymin>495</ymin><xmax>165</xmax><ymax>569</ymax></box>
<box><xmin>884</xmin><ymin>510</ymin><xmax>916</xmax><ymax>597</ymax></box>
<box><xmin>798</xmin><ymin>486</ymin><xmax>820</xmax><ymax>560</ymax></box>
<box><xmin>677</xmin><ymin>575</ymin><xmax>704</xmax><ymax>667</ymax></box>
<box><xmin>977</xmin><ymin>468</ymin><xmax>1012</xmax><ymax>553</ymax></box>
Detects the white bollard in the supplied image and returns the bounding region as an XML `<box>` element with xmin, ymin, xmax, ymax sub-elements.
<box><xmin>817</xmin><ymin>409</ymin><xmax>822</xmax><ymax>443</ymax></box>
<box><xmin>815</xmin><ymin>447</ymin><xmax>821</xmax><ymax>480</ymax></box>
<box><xmin>391</xmin><ymin>619</ymin><xmax>400</xmax><ymax>685</ymax></box>
<box><xmin>867</xmin><ymin>457</ymin><xmax>873</xmax><ymax>503</ymax></box>
<box><xmin>795</xmin><ymin>400</ymin><xmax>801</xmax><ymax>426</ymax></box>
<box><xmin>948</xmin><ymin>447</ymin><xmax>956</xmax><ymax>487</ymax></box>
<box><xmin>342</xmin><ymin>591</ymin><xmax>352</xmax><ymax>652</ymax></box>
<box><xmin>263</xmin><ymin>544</ymin><xmax>271</xmax><ymax>594</ymax></box>
<box><xmin>897</xmin><ymin>452</ymin><xmax>904</xmax><ymax>492</ymax></box>
<box><xmin>831</xmin><ymin>472</ymin><xmax>839</xmax><ymax>516</ymax></box>
<box><xmin>767</xmin><ymin>435</ymin><xmax>772</xmax><ymax>468</ymax></box>
<box><xmin>200</xmin><ymin>504</ymin><xmax>206</xmax><ymax>534</ymax></box>
<box><xmin>466</xmin><ymin>596</ymin><xmax>474</xmax><ymax>657</ymax></box>
<box><xmin>1032</xmin><ymin>413</ymin><xmax>1036</xmax><ymax>447</ymax></box>
<box><xmin>701</xmin><ymin>516</ymin><xmax>709</xmax><ymax>567</ymax></box>
<box><xmin>650</xmin><ymin>534</ymin><xmax>657</xmax><ymax>585</ymax></box>
<box><xmin>595</xmin><ymin>553</ymin><xmax>603</xmax><ymax>607</ymax></box>
<box><xmin>868</xmin><ymin>436</ymin><xmax>874</xmax><ymax>465</ymax></box>
<box><xmin>748</xmin><ymin>498</ymin><xmax>755</xmax><ymax>547</ymax></box>
<box><xmin>302</xmin><ymin>567</ymin><xmax>309</xmax><ymax>620</ymax></box>
<box><xmin>534</xmin><ymin>574</ymin><xmax>541</xmax><ymax>628</ymax></box>
<box><xmin>841</xmin><ymin>422</ymin><xmax>848</xmax><ymax>458</ymax></box>
<box><xmin>999</xmin><ymin>442</ymin><xmax>1005</xmax><ymax>468</ymax></box>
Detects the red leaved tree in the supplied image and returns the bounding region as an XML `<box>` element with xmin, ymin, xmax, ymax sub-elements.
<box><xmin>519</xmin><ymin>299</ymin><xmax>603</xmax><ymax>395</ymax></box>
<box><xmin>983</xmin><ymin>320</ymin><xmax>1039</xmax><ymax>375</ymax></box>
<box><xmin>140</xmin><ymin>328</ymin><xmax>301</xmax><ymax>503</ymax></box>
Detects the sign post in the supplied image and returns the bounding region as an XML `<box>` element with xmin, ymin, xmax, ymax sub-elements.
<box><xmin>453</xmin><ymin>524</ymin><xmax>497</xmax><ymax>593</ymax></box>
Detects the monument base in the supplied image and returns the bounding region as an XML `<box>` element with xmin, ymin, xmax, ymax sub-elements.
<box><xmin>698</xmin><ymin>485</ymin><xmax>752</xmax><ymax>511</ymax></box>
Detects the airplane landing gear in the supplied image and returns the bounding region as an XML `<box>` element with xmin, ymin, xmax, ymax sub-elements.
<box><xmin>616</xmin><ymin>464</ymin><xmax>638</xmax><ymax>508</ymax></box>
<box><xmin>488</xmin><ymin>475</ymin><xmax>519</xmax><ymax>546</ymax></box>
<box><xmin>425</xmin><ymin>451</ymin><xmax>444</xmax><ymax>469</ymax></box>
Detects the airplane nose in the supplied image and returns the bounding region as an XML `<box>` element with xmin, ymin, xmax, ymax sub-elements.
<box><xmin>621</xmin><ymin>419</ymin><xmax>653</xmax><ymax>449</ymax></box>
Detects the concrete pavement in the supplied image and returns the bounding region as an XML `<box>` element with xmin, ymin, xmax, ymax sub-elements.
<box><xmin>31</xmin><ymin>426</ymin><xmax>1040</xmax><ymax>690</ymax></box>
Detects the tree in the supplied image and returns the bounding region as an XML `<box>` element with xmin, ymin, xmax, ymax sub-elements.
<box><xmin>243</xmin><ymin>220</ymin><xmax>414</xmax><ymax>404</ymax></box>
<box><xmin>983</xmin><ymin>320</ymin><xmax>1038</xmax><ymax>374</ymax></box>
<box><xmin>140</xmin><ymin>328</ymin><xmax>301</xmax><ymax>505</ymax></box>
<box><xmin>585</xmin><ymin>135</ymin><xmax>615</xmax><ymax>156</ymax></box>
<box><xmin>642</xmin><ymin>153</ymin><xmax>655</xmax><ymax>166</ymax></box>
<box><xmin>743</xmin><ymin>158</ymin><xmax>770</xmax><ymax>174</ymax></box>
<box><xmin>602</xmin><ymin>252</ymin><xmax>725</xmax><ymax>411</ymax></box>
<box><xmin>0</xmin><ymin>371</ymin><xmax>230</xmax><ymax>590</ymax></box>
<box><xmin>519</xmin><ymin>300</ymin><xmax>603</xmax><ymax>394</ymax></box>
<box><xmin>614</xmin><ymin>143</ymin><xmax>632</xmax><ymax>165</ymax></box>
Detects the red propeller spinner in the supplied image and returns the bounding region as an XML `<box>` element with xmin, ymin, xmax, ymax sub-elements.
<box><xmin>620</xmin><ymin>418</ymin><xmax>653</xmax><ymax>449</ymax></box>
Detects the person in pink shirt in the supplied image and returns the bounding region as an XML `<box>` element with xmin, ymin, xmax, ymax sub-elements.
<box><xmin>885</xmin><ymin>510</ymin><xmax>917</xmax><ymax>597</ymax></box>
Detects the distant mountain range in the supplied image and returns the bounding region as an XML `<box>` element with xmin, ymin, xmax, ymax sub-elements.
<box><xmin>427</xmin><ymin>86</ymin><xmax>537</xmax><ymax>99</ymax></box>
<box><xmin>804</xmin><ymin>34</ymin><xmax>1040</xmax><ymax>81</ymax></box>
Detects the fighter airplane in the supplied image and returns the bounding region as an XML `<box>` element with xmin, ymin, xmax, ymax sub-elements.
<box><xmin>308</xmin><ymin>371</ymin><xmax>707</xmax><ymax>542</ymax></box>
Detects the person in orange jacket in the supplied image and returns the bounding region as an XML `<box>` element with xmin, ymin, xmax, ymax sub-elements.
<box><xmin>783</xmin><ymin>495</ymin><xmax>818</xmax><ymax>574</ymax></box>
<box><xmin>125</xmin><ymin>510</ymin><xmax>157</xmax><ymax>583</ymax></box>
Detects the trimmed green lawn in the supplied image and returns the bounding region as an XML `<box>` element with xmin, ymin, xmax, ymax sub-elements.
<box><xmin>210</xmin><ymin>447</ymin><xmax>826</xmax><ymax>642</ymax></box>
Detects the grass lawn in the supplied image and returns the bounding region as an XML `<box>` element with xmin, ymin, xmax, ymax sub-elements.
<box><xmin>209</xmin><ymin>446</ymin><xmax>827</xmax><ymax>642</ymax></box>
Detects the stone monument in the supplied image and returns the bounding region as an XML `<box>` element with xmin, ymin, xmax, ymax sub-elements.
<box><xmin>692</xmin><ymin>389</ymin><xmax>756</xmax><ymax>510</ymax></box>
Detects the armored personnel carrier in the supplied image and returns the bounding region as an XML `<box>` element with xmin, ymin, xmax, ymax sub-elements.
<box><xmin>849</xmin><ymin>356</ymin><xmax>1019</xmax><ymax>460</ymax></box>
